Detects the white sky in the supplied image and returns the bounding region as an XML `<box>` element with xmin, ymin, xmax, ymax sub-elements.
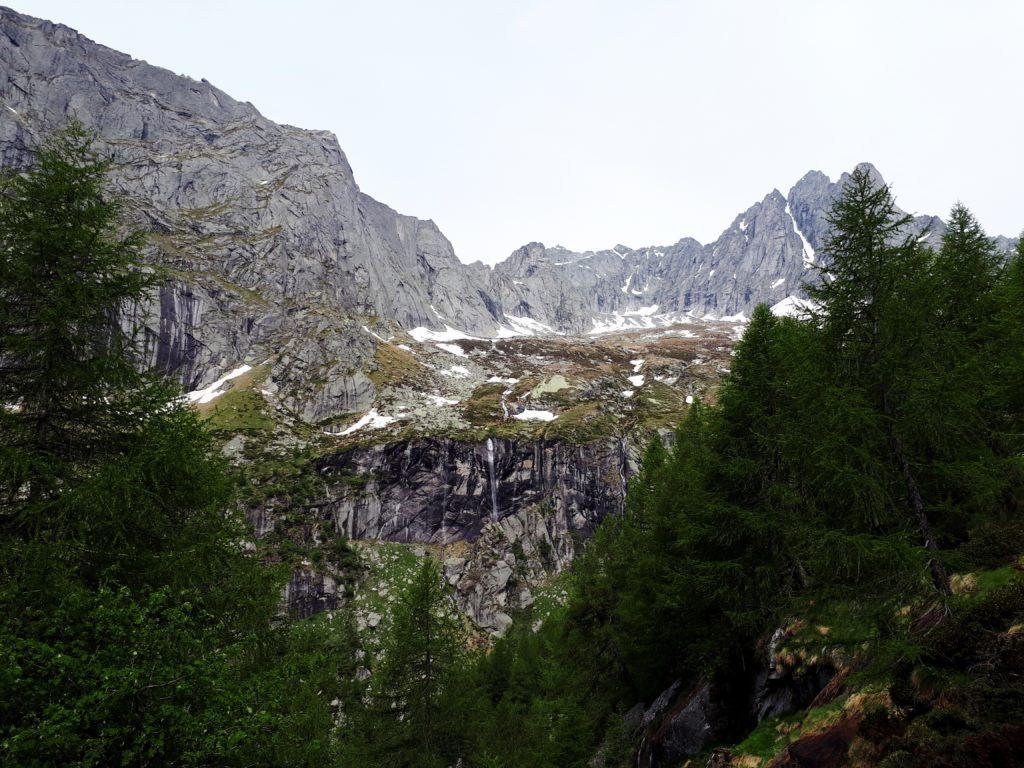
<box><xmin>15</xmin><ymin>0</ymin><xmax>1024</xmax><ymax>264</ymax></box>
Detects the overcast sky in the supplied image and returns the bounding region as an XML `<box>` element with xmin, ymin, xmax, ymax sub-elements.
<box><xmin>15</xmin><ymin>0</ymin><xmax>1024</xmax><ymax>263</ymax></box>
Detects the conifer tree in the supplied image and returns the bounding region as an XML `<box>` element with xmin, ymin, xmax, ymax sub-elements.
<box><xmin>345</xmin><ymin>559</ymin><xmax>471</xmax><ymax>768</ymax></box>
<box><xmin>0</xmin><ymin>120</ymin><xmax>166</xmax><ymax>525</ymax></box>
<box><xmin>808</xmin><ymin>167</ymin><xmax>950</xmax><ymax>593</ymax></box>
<box><xmin>0</xmin><ymin>123</ymin><xmax>344</xmax><ymax>767</ymax></box>
<box><xmin>935</xmin><ymin>203</ymin><xmax>1001</xmax><ymax>337</ymax></box>
<box><xmin>991</xmin><ymin>238</ymin><xmax>1024</xmax><ymax>489</ymax></box>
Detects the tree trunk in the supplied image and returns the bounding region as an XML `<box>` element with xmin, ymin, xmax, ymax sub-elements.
<box><xmin>889</xmin><ymin>430</ymin><xmax>951</xmax><ymax>595</ymax></box>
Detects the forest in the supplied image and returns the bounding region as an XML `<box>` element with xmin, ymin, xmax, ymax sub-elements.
<box><xmin>2</xmin><ymin>125</ymin><xmax>1022</xmax><ymax>767</ymax></box>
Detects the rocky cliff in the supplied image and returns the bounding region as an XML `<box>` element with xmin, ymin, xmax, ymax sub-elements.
<box><xmin>255</xmin><ymin>435</ymin><xmax>632</xmax><ymax>633</ymax></box>
<box><xmin>0</xmin><ymin>5</ymin><xmax>507</xmax><ymax>422</ymax></box>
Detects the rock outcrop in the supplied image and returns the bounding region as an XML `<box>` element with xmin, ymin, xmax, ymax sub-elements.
<box><xmin>317</xmin><ymin>436</ymin><xmax>629</xmax><ymax>543</ymax></box>
<box><xmin>635</xmin><ymin>627</ymin><xmax>837</xmax><ymax>767</ymax></box>
<box><xmin>312</xmin><ymin>436</ymin><xmax>632</xmax><ymax>631</ymax></box>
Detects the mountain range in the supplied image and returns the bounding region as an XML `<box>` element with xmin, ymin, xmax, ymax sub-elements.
<box><xmin>2</xmin><ymin>5</ymin><xmax>1015</xmax><ymax>425</ymax></box>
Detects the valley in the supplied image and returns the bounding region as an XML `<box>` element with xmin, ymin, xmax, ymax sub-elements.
<box><xmin>200</xmin><ymin>316</ymin><xmax>739</xmax><ymax>634</ymax></box>
<box><xmin>2</xmin><ymin>6</ymin><xmax>1022</xmax><ymax>768</ymax></box>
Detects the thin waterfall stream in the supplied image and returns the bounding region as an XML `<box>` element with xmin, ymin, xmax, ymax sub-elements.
<box><xmin>485</xmin><ymin>438</ymin><xmax>499</xmax><ymax>524</ymax></box>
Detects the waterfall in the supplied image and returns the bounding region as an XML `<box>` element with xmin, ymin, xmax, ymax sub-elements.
<box><xmin>486</xmin><ymin>438</ymin><xmax>499</xmax><ymax>523</ymax></box>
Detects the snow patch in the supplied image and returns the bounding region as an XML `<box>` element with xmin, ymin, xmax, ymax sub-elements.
<box><xmin>770</xmin><ymin>295</ymin><xmax>814</xmax><ymax>318</ymax></box>
<box><xmin>185</xmin><ymin>365</ymin><xmax>252</xmax><ymax>404</ymax></box>
<box><xmin>513</xmin><ymin>409</ymin><xmax>557</xmax><ymax>422</ymax></box>
<box><xmin>409</xmin><ymin>325</ymin><xmax>479</xmax><ymax>343</ymax></box>
<box><xmin>361</xmin><ymin>325</ymin><xmax>392</xmax><ymax>343</ymax></box>
<box><xmin>628</xmin><ymin>304</ymin><xmax>660</xmax><ymax>316</ymax></box>
<box><xmin>427</xmin><ymin>394</ymin><xmax>459</xmax><ymax>406</ymax></box>
<box><xmin>435</xmin><ymin>342</ymin><xmax>467</xmax><ymax>358</ymax></box>
<box><xmin>439</xmin><ymin>365</ymin><xmax>471</xmax><ymax>378</ymax></box>
<box><xmin>709</xmin><ymin>312</ymin><xmax>748</xmax><ymax>323</ymax></box>
<box><xmin>335</xmin><ymin>409</ymin><xmax>398</xmax><ymax>436</ymax></box>
<box><xmin>785</xmin><ymin>202</ymin><xmax>816</xmax><ymax>267</ymax></box>
<box><xmin>627</xmin><ymin>374</ymin><xmax>645</xmax><ymax>387</ymax></box>
<box><xmin>588</xmin><ymin>308</ymin><xmax>693</xmax><ymax>335</ymax></box>
<box><xmin>493</xmin><ymin>314</ymin><xmax>561</xmax><ymax>338</ymax></box>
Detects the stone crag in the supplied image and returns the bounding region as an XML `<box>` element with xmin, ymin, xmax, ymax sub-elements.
<box><xmin>267</xmin><ymin>435</ymin><xmax>633</xmax><ymax>633</ymax></box>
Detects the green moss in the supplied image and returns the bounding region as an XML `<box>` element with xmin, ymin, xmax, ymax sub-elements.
<box><xmin>237</xmin><ymin>440</ymin><xmax>330</xmax><ymax>505</ymax></box>
<box><xmin>633</xmin><ymin>379</ymin><xmax>691</xmax><ymax>430</ymax></box>
<box><xmin>730</xmin><ymin>697</ymin><xmax>847</xmax><ymax>762</ymax></box>
<box><xmin>970</xmin><ymin>565</ymin><xmax>1020</xmax><ymax>597</ymax></box>
<box><xmin>530</xmin><ymin>375</ymin><xmax>570</xmax><ymax>397</ymax></box>
<box><xmin>462</xmin><ymin>383</ymin><xmax>508</xmax><ymax>425</ymax></box>
<box><xmin>203</xmin><ymin>387</ymin><xmax>274</xmax><ymax>435</ymax></box>
<box><xmin>542</xmin><ymin>402</ymin><xmax>621</xmax><ymax>442</ymax></box>
<box><xmin>367</xmin><ymin>343</ymin><xmax>424</xmax><ymax>388</ymax></box>
<box><xmin>525</xmin><ymin>576</ymin><xmax>570</xmax><ymax>626</ymax></box>
<box><xmin>353</xmin><ymin>542</ymin><xmax>430</xmax><ymax>618</ymax></box>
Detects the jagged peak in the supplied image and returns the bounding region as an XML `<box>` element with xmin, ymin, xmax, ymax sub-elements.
<box><xmin>794</xmin><ymin>169</ymin><xmax>830</xmax><ymax>185</ymax></box>
<box><xmin>845</xmin><ymin>161</ymin><xmax>887</xmax><ymax>188</ymax></box>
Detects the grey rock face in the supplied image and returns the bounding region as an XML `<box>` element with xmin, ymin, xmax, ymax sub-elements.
<box><xmin>749</xmin><ymin>628</ymin><xmax>836</xmax><ymax>724</ymax></box>
<box><xmin>637</xmin><ymin>682</ymin><xmax>726</xmax><ymax>767</ymax></box>
<box><xmin>277</xmin><ymin>435</ymin><xmax>633</xmax><ymax>630</ymax></box>
<box><xmin>0</xmin><ymin>7</ymin><xmax>506</xmax><ymax>422</ymax></box>
<box><xmin>317</xmin><ymin>436</ymin><xmax>629</xmax><ymax>543</ymax></box>
<box><xmin>486</xmin><ymin>189</ymin><xmax>821</xmax><ymax>329</ymax></box>
<box><xmin>283</xmin><ymin>567</ymin><xmax>341</xmax><ymax>620</ymax></box>
<box><xmin>1</xmin><ymin>7</ymin><xmax>1013</xmax><ymax>421</ymax></box>
<box><xmin>491</xmin><ymin>159</ymin><xmax>1014</xmax><ymax>329</ymax></box>
<box><xmin>634</xmin><ymin>626</ymin><xmax>838</xmax><ymax>767</ymax></box>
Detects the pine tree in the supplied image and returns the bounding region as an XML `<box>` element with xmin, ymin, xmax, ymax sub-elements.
<box><xmin>909</xmin><ymin>204</ymin><xmax>1008</xmax><ymax>531</ymax></box>
<box><xmin>990</xmin><ymin>237</ymin><xmax>1024</xmax><ymax>503</ymax></box>
<box><xmin>808</xmin><ymin>167</ymin><xmax>950</xmax><ymax>593</ymax></box>
<box><xmin>0</xmin><ymin>123</ymin><xmax>344</xmax><ymax>767</ymax></box>
<box><xmin>346</xmin><ymin>559</ymin><xmax>472</xmax><ymax>768</ymax></box>
<box><xmin>716</xmin><ymin>304</ymin><xmax>786</xmax><ymax>501</ymax></box>
<box><xmin>935</xmin><ymin>204</ymin><xmax>1001</xmax><ymax>334</ymax></box>
<box><xmin>0</xmin><ymin>120</ymin><xmax>167</xmax><ymax>527</ymax></box>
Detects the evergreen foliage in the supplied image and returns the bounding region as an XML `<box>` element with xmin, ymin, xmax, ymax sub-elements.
<box><xmin>448</xmin><ymin>170</ymin><xmax>1024</xmax><ymax>767</ymax></box>
<box><xmin>0</xmin><ymin>124</ymin><xmax>344</xmax><ymax>767</ymax></box>
<box><xmin>340</xmin><ymin>559</ymin><xmax>476</xmax><ymax>768</ymax></box>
